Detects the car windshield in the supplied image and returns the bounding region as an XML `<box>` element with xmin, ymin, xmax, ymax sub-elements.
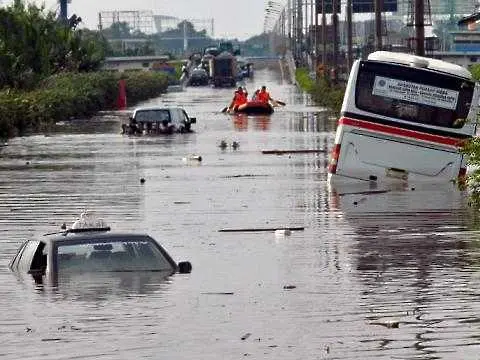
<box><xmin>355</xmin><ymin>61</ymin><xmax>475</xmax><ymax>128</ymax></box>
<box><xmin>56</xmin><ymin>238</ymin><xmax>174</xmax><ymax>273</ymax></box>
<box><xmin>135</xmin><ymin>110</ymin><xmax>170</xmax><ymax>123</ymax></box>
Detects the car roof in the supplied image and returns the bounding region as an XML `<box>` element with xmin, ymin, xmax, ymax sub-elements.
<box><xmin>133</xmin><ymin>106</ymin><xmax>184</xmax><ymax>112</ymax></box>
<box><xmin>41</xmin><ymin>231</ymin><xmax>153</xmax><ymax>245</ymax></box>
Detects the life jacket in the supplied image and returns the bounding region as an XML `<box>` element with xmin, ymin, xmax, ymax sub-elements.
<box><xmin>257</xmin><ymin>90</ymin><xmax>270</xmax><ymax>103</ymax></box>
<box><xmin>233</xmin><ymin>91</ymin><xmax>247</xmax><ymax>107</ymax></box>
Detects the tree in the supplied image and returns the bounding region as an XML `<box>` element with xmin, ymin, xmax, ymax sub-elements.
<box><xmin>0</xmin><ymin>1</ymin><xmax>108</xmax><ymax>89</ymax></box>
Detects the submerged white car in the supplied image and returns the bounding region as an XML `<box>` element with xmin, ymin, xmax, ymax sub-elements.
<box><xmin>122</xmin><ymin>106</ymin><xmax>197</xmax><ymax>135</ymax></box>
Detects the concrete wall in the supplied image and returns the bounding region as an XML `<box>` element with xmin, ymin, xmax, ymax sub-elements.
<box><xmin>102</xmin><ymin>56</ymin><xmax>170</xmax><ymax>72</ymax></box>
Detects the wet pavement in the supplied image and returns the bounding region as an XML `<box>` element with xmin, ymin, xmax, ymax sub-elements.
<box><xmin>0</xmin><ymin>67</ymin><xmax>479</xmax><ymax>359</ymax></box>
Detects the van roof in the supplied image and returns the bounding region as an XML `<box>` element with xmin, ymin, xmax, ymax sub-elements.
<box><xmin>367</xmin><ymin>51</ymin><xmax>472</xmax><ymax>80</ymax></box>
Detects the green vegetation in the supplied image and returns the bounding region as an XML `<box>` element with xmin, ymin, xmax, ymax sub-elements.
<box><xmin>461</xmin><ymin>64</ymin><xmax>480</xmax><ymax>206</ymax></box>
<box><xmin>0</xmin><ymin>72</ymin><xmax>168</xmax><ymax>139</ymax></box>
<box><xmin>0</xmin><ymin>2</ymin><xmax>170</xmax><ymax>140</ymax></box>
<box><xmin>295</xmin><ymin>67</ymin><xmax>345</xmax><ymax>114</ymax></box>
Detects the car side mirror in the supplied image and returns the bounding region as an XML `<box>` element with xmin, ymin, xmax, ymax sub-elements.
<box><xmin>177</xmin><ymin>261</ymin><xmax>192</xmax><ymax>274</ymax></box>
<box><xmin>190</xmin><ymin>117</ymin><xmax>196</xmax><ymax>124</ymax></box>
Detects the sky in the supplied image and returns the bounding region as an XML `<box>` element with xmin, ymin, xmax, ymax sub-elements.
<box><xmin>22</xmin><ymin>0</ymin><xmax>271</xmax><ymax>40</ymax></box>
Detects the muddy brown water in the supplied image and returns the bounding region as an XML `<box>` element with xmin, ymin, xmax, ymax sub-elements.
<box><xmin>1</xmin><ymin>68</ymin><xmax>480</xmax><ymax>359</ymax></box>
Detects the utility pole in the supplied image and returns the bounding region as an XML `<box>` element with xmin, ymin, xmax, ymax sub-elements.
<box><xmin>332</xmin><ymin>0</ymin><xmax>339</xmax><ymax>82</ymax></box>
<box><xmin>287</xmin><ymin>0</ymin><xmax>292</xmax><ymax>52</ymax></box>
<box><xmin>321</xmin><ymin>0</ymin><xmax>326</xmax><ymax>68</ymax></box>
<box><xmin>183</xmin><ymin>21</ymin><xmax>188</xmax><ymax>52</ymax></box>
<box><xmin>297</xmin><ymin>0</ymin><xmax>303</xmax><ymax>63</ymax></box>
<box><xmin>292</xmin><ymin>0</ymin><xmax>297</xmax><ymax>61</ymax></box>
<box><xmin>415</xmin><ymin>0</ymin><xmax>425</xmax><ymax>55</ymax></box>
<box><xmin>59</xmin><ymin>0</ymin><xmax>68</xmax><ymax>21</ymax></box>
<box><xmin>310</xmin><ymin>0</ymin><xmax>314</xmax><ymax>68</ymax></box>
<box><xmin>314</xmin><ymin>0</ymin><xmax>319</xmax><ymax>72</ymax></box>
<box><xmin>374</xmin><ymin>0</ymin><xmax>383</xmax><ymax>50</ymax></box>
<box><xmin>346</xmin><ymin>0</ymin><xmax>353</xmax><ymax>70</ymax></box>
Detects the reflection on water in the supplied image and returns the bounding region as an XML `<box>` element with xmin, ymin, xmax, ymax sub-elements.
<box><xmin>288</xmin><ymin>111</ymin><xmax>338</xmax><ymax>133</ymax></box>
<box><xmin>232</xmin><ymin>113</ymin><xmax>249</xmax><ymax>131</ymax></box>
<box><xmin>1</xmin><ymin>68</ymin><xmax>480</xmax><ymax>359</ymax></box>
<box><xmin>327</xmin><ymin>180</ymin><xmax>480</xmax><ymax>359</ymax></box>
<box><xmin>54</xmin><ymin>272</ymin><xmax>175</xmax><ymax>300</ymax></box>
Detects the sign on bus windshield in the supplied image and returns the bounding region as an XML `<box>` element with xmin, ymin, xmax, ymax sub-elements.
<box><xmin>372</xmin><ymin>76</ymin><xmax>459</xmax><ymax>110</ymax></box>
<box><xmin>355</xmin><ymin>61</ymin><xmax>475</xmax><ymax>129</ymax></box>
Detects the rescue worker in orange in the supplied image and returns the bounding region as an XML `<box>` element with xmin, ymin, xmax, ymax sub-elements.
<box><xmin>257</xmin><ymin>85</ymin><xmax>273</xmax><ymax>104</ymax></box>
<box><xmin>228</xmin><ymin>86</ymin><xmax>248</xmax><ymax>112</ymax></box>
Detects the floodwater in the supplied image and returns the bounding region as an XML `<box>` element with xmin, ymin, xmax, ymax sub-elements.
<box><xmin>0</xmin><ymin>66</ymin><xmax>480</xmax><ymax>360</ymax></box>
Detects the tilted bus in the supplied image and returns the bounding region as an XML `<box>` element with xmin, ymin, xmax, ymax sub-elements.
<box><xmin>328</xmin><ymin>51</ymin><xmax>480</xmax><ymax>185</ymax></box>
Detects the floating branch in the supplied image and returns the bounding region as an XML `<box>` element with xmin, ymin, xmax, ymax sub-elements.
<box><xmin>218</xmin><ymin>227</ymin><xmax>305</xmax><ymax>233</ymax></box>
<box><xmin>221</xmin><ymin>174</ymin><xmax>270</xmax><ymax>179</ymax></box>
<box><xmin>261</xmin><ymin>149</ymin><xmax>326</xmax><ymax>155</ymax></box>
<box><xmin>338</xmin><ymin>190</ymin><xmax>390</xmax><ymax>196</ymax></box>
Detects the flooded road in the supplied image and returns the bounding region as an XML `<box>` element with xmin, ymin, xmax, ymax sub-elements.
<box><xmin>1</xmin><ymin>67</ymin><xmax>480</xmax><ymax>359</ymax></box>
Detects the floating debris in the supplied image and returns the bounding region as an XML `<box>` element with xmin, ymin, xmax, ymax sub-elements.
<box><xmin>370</xmin><ymin>321</ymin><xmax>400</xmax><ymax>329</ymax></box>
<box><xmin>283</xmin><ymin>285</ymin><xmax>296</xmax><ymax>290</ymax></box>
<box><xmin>140</xmin><ymin>178</ymin><xmax>146</xmax><ymax>184</ymax></box>
<box><xmin>219</xmin><ymin>140</ymin><xmax>228</xmax><ymax>150</ymax></box>
<box><xmin>262</xmin><ymin>149</ymin><xmax>326</xmax><ymax>155</ymax></box>
<box><xmin>41</xmin><ymin>338</ymin><xmax>62</xmax><ymax>342</ymax></box>
<box><xmin>201</xmin><ymin>292</ymin><xmax>234</xmax><ymax>295</ymax></box>
<box><xmin>275</xmin><ymin>229</ymin><xmax>291</xmax><ymax>236</ymax></box>
<box><xmin>221</xmin><ymin>174</ymin><xmax>269</xmax><ymax>179</ymax></box>
<box><xmin>241</xmin><ymin>333</ymin><xmax>251</xmax><ymax>340</ymax></box>
<box><xmin>219</xmin><ymin>227</ymin><xmax>304</xmax><ymax>233</ymax></box>
<box><xmin>182</xmin><ymin>155</ymin><xmax>202</xmax><ymax>162</ymax></box>
<box><xmin>339</xmin><ymin>190</ymin><xmax>389</xmax><ymax>196</ymax></box>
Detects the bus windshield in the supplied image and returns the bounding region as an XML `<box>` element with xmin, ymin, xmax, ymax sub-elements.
<box><xmin>355</xmin><ymin>61</ymin><xmax>475</xmax><ymax>128</ymax></box>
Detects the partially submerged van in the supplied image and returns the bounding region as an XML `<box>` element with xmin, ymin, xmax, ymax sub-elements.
<box><xmin>328</xmin><ymin>51</ymin><xmax>480</xmax><ymax>185</ymax></box>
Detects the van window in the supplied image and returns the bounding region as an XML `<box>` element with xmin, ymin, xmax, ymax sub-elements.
<box><xmin>355</xmin><ymin>61</ymin><xmax>475</xmax><ymax>128</ymax></box>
